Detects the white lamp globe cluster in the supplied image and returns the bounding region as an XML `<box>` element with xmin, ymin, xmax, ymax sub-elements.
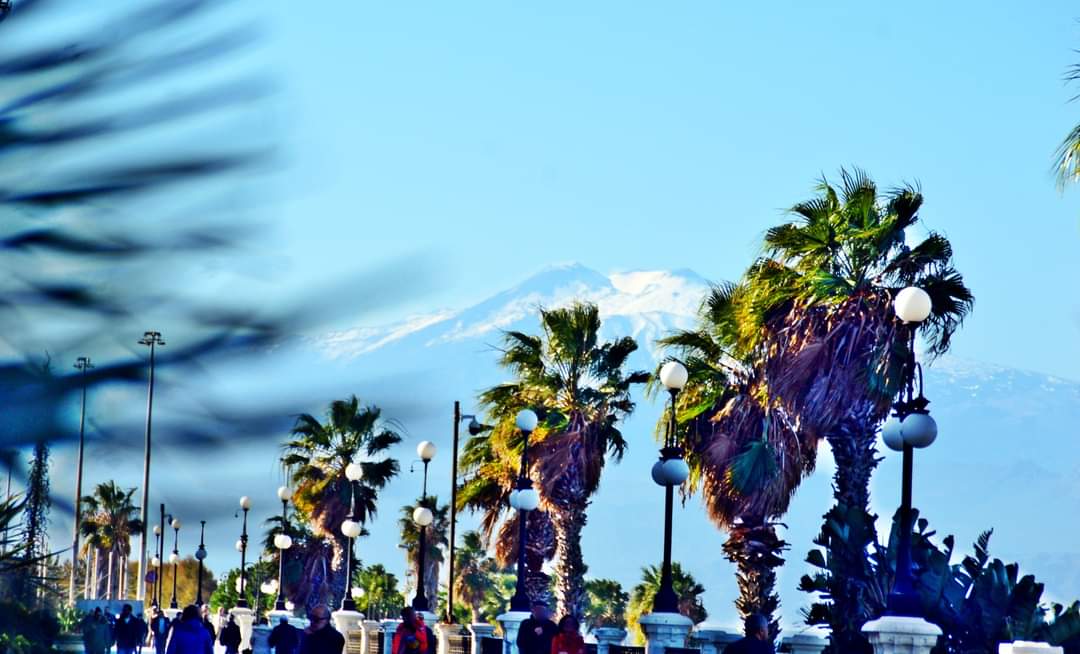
<box><xmin>651</xmin><ymin>457</ymin><xmax>690</xmax><ymax>487</ymax></box>
<box><xmin>412</xmin><ymin>507</ymin><xmax>434</xmax><ymax>527</ymax></box>
<box><xmin>881</xmin><ymin>412</ymin><xmax>938</xmax><ymax>451</ymax></box>
<box><xmin>508</xmin><ymin>487</ymin><xmax>540</xmax><ymax>511</ymax></box>
<box><xmin>274</xmin><ymin>533</ymin><xmax>293</xmax><ymax>550</ymax></box>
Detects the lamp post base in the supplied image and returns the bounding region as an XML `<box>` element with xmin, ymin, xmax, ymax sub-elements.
<box><xmin>862</xmin><ymin>615</ymin><xmax>941</xmax><ymax>654</ymax></box>
<box><xmin>496</xmin><ymin>611</ymin><xmax>531</xmax><ymax>654</ymax></box>
<box><xmin>229</xmin><ymin>606</ymin><xmax>255</xmax><ymax>653</ymax></box>
<box><xmin>639</xmin><ymin>613</ymin><xmax>694</xmax><ymax>654</ymax></box>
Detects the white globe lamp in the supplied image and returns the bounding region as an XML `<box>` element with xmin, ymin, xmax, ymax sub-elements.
<box><xmin>881</xmin><ymin>415</ymin><xmax>905</xmax><ymax>452</ymax></box>
<box><xmin>277</xmin><ymin>485</ymin><xmax>293</xmax><ymax>502</ymax></box>
<box><xmin>345</xmin><ymin>462</ymin><xmax>364</xmax><ymax>482</ymax></box>
<box><xmin>412</xmin><ymin>507</ymin><xmax>434</xmax><ymax>527</ymax></box>
<box><xmin>274</xmin><ymin>534</ymin><xmax>293</xmax><ymax>550</ymax></box>
<box><xmin>515</xmin><ymin>409</ymin><xmax>538</xmax><ymax>433</ymax></box>
<box><xmin>417</xmin><ymin>441</ymin><xmax>437</xmax><ymax>462</ymax></box>
<box><xmin>901</xmin><ymin>412</ymin><xmax>938</xmax><ymax>448</ymax></box>
<box><xmin>894</xmin><ymin>287</ymin><xmax>932</xmax><ymax>323</ymax></box>
<box><xmin>659</xmin><ymin>361</ymin><xmax>689</xmax><ymax>391</ymax></box>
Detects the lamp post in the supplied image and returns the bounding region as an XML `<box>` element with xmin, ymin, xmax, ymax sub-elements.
<box><xmin>881</xmin><ymin>287</ymin><xmax>938</xmax><ymax>617</ymax></box>
<box><xmin>411</xmin><ymin>441</ymin><xmax>437</xmax><ymax>612</ymax></box>
<box><xmin>150</xmin><ymin>524</ymin><xmax>162</xmax><ymax>607</ymax></box>
<box><xmin>136</xmin><ymin>331</ymin><xmax>164</xmax><ymax>601</ymax></box>
<box><xmin>169</xmin><ymin>518</ymin><xmax>181</xmax><ymax>610</ymax></box>
<box><xmin>274</xmin><ymin>486</ymin><xmax>293</xmax><ymax>611</ymax></box>
<box><xmin>236</xmin><ymin>496</ymin><xmax>251</xmax><ymax>608</ymax></box>
<box><xmin>157</xmin><ymin>505</ymin><xmax>167</xmax><ymax>606</ymax></box>
<box><xmin>195</xmin><ymin>521</ymin><xmax>207</xmax><ymax>606</ymax></box>
<box><xmin>508</xmin><ymin>410</ymin><xmax>540</xmax><ymax>612</ymax></box>
<box><xmin>651</xmin><ymin>361</ymin><xmax>689</xmax><ymax>613</ymax></box>
<box><xmin>340</xmin><ymin>462</ymin><xmax>364</xmax><ymax>612</ymax></box>
<box><xmin>69</xmin><ymin>356</ymin><xmax>93</xmax><ymax>606</ymax></box>
<box><xmin>447</xmin><ymin>404</ymin><xmax>486</xmax><ymax>623</ymax></box>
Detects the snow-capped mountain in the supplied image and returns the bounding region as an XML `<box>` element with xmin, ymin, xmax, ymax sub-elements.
<box><xmin>308</xmin><ymin>263</ymin><xmax>1080</xmax><ymax>628</ymax></box>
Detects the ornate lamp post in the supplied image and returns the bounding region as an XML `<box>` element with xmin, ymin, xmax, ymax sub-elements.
<box><xmin>340</xmin><ymin>462</ymin><xmax>364</xmax><ymax>611</ymax></box>
<box><xmin>169</xmin><ymin>518</ymin><xmax>181</xmax><ymax>610</ymax></box>
<box><xmin>881</xmin><ymin>287</ymin><xmax>938</xmax><ymax>617</ymax></box>
<box><xmin>195</xmin><ymin>521</ymin><xmax>207</xmax><ymax>606</ymax></box>
<box><xmin>411</xmin><ymin>441</ymin><xmax>437</xmax><ymax>612</ymax></box>
<box><xmin>508</xmin><ymin>410</ymin><xmax>540</xmax><ymax>612</ymax></box>
<box><xmin>150</xmin><ymin>524</ymin><xmax>162</xmax><ymax>607</ymax></box>
<box><xmin>651</xmin><ymin>361</ymin><xmax>689</xmax><ymax>613</ymax></box>
<box><xmin>236</xmin><ymin>496</ymin><xmax>251</xmax><ymax>608</ymax></box>
<box><xmin>69</xmin><ymin>356</ymin><xmax>93</xmax><ymax>606</ymax></box>
<box><xmin>136</xmin><ymin>331</ymin><xmax>164</xmax><ymax>601</ymax></box>
<box><xmin>447</xmin><ymin>404</ymin><xmax>487</xmax><ymax>623</ymax></box>
<box><xmin>156</xmin><ymin>504</ymin><xmax>167</xmax><ymax>606</ymax></box>
<box><xmin>274</xmin><ymin>486</ymin><xmax>293</xmax><ymax>611</ymax></box>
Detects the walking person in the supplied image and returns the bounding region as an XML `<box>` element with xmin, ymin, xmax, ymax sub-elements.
<box><xmin>83</xmin><ymin>608</ymin><xmax>112</xmax><ymax>654</ymax></box>
<box><xmin>549</xmin><ymin>616</ymin><xmax>584</xmax><ymax>654</ymax></box>
<box><xmin>165</xmin><ymin>605</ymin><xmax>213</xmax><ymax>654</ymax></box>
<box><xmin>299</xmin><ymin>605</ymin><xmax>345</xmax><ymax>654</ymax></box>
<box><xmin>136</xmin><ymin>612</ymin><xmax>149</xmax><ymax>654</ymax></box>
<box><xmin>517</xmin><ymin>601</ymin><xmax>557</xmax><ymax>654</ymax></box>
<box><xmin>115</xmin><ymin>604</ymin><xmax>144</xmax><ymax>654</ymax></box>
<box><xmin>199</xmin><ymin>605</ymin><xmax>216</xmax><ymax>642</ymax></box>
<box><xmin>219</xmin><ymin>614</ymin><xmax>243</xmax><ymax>654</ymax></box>
<box><xmin>722</xmin><ymin>614</ymin><xmax>774</xmax><ymax>654</ymax></box>
<box><xmin>268</xmin><ymin>616</ymin><xmax>300</xmax><ymax>654</ymax></box>
<box><xmin>150</xmin><ymin>607</ymin><xmax>172</xmax><ymax>654</ymax></box>
<box><xmin>392</xmin><ymin>607</ymin><xmax>428</xmax><ymax>654</ymax></box>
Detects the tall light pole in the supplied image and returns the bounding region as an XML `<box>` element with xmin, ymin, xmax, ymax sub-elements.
<box><xmin>508</xmin><ymin>410</ymin><xmax>539</xmax><ymax>612</ymax></box>
<box><xmin>881</xmin><ymin>287</ymin><xmax>938</xmax><ymax>617</ymax></box>
<box><xmin>236</xmin><ymin>496</ymin><xmax>251</xmax><ymax>608</ymax></box>
<box><xmin>341</xmin><ymin>463</ymin><xmax>364</xmax><ymax>611</ymax></box>
<box><xmin>136</xmin><ymin>330</ymin><xmax>164</xmax><ymax>601</ymax></box>
<box><xmin>411</xmin><ymin>442</ymin><xmax>437</xmax><ymax>612</ymax></box>
<box><xmin>69</xmin><ymin>356</ymin><xmax>93</xmax><ymax>606</ymax></box>
<box><xmin>274</xmin><ymin>486</ymin><xmax>293</xmax><ymax>612</ymax></box>
<box><xmin>169</xmin><ymin>518</ymin><xmax>181</xmax><ymax>610</ymax></box>
<box><xmin>150</xmin><ymin>524</ymin><xmax>161</xmax><ymax>607</ymax></box>
<box><xmin>195</xmin><ymin>521</ymin><xmax>207</xmax><ymax>606</ymax></box>
<box><xmin>651</xmin><ymin>361</ymin><xmax>689</xmax><ymax>613</ymax></box>
<box><xmin>447</xmin><ymin>404</ymin><xmax>486</xmax><ymax>623</ymax></box>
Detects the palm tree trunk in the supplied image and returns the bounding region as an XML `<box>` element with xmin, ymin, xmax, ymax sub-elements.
<box><xmin>721</xmin><ymin>519</ymin><xmax>786</xmax><ymax>642</ymax></box>
<box><xmin>328</xmin><ymin>535</ymin><xmax>349</xmax><ymax>608</ymax></box>
<box><xmin>550</xmin><ymin>503</ymin><xmax>588</xmax><ymax>620</ymax></box>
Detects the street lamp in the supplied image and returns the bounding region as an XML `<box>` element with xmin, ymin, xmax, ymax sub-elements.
<box><xmin>150</xmin><ymin>524</ymin><xmax>162</xmax><ymax>607</ymax></box>
<box><xmin>69</xmin><ymin>356</ymin><xmax>93</xmax><ymax>606</ymax></box>
<box><xmin>236</xmin><ymin>496</ymin><xmax>251</xmax><ymax>608</ymax></box>
<box><xmin>448</xmin><ymin>403</ymin><xmax>489</xmax><ymax>623</ymax></box>
<box><xmin>508</xmin><ymin>409</ymin><xmax>539</xmax><ymax>612</ymax></box>
<box><xmin>136</xmin><ymin>330</ymin><xmax>165</xmax><ymax>602</ymax></box>
<box><xmin>411</xmin><ymin>441</ymin><xmax>437</xmax><ymax>612</ymax></box>
<box><xmin>195</xmin><ymin>521</ymin><xmax>207</xmax><ymax>606</ymax></box>
<box><xmin>169</xmin><ymin>518</ymin><xmax>181</xmax><ymax>609</ymax></box>
<box><xmin>156</xmin><ymin>505</ymin><xmax>167</xmax><ymax>607</ymax></box>
<box><xmin>340</xmin><ymin>464</ymin><xmax>364</xmax><ymax>612</ymax></box>
<box><xmin>882</xmin><ymin>286</ymin><xmax>937</xmax><ymax>617</ymax></box>
<box><xmin>651</xmin><ymin>360</ymin><xmax>689</xmax><ymax>613</ymax></box>
<box><xmin>274</xmin><ymin>486</ymin><xmax>293</xmax><ymax>611</ymax></box>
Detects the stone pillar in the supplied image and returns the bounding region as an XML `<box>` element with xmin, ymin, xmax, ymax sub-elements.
<box><xmin>496</xmin><ymin>611</ymin><xmax>530</xmax><ymax>654</ymax></box>
<box><xmin>592</xmin><ymin>627</ymin><xmax>626</xmax><ymax>654</ymax></box>
<box><xmin>468</xmin><ymin>623</ymin><xmax>496</xmax><ymax>654</ymax></box>
<box><xmin>361</xmin><ymin>620</ymin><xmax>383</xmax><ymax>654</ymax></box>
<box><xmin>638</xmin><ymin>613</ymin><xmax>693</xmax><ymax>654</ymax></box>
<box><xmin>334</xmin><ymin>609</ymin><xmax>367</xmax><ymax>649</ymax></box>
<box><xmin>862</xmin><ymin>616</ymin><xmax>942</xmax><ymax>654</ymax></box>
<box><xmin>998</xmin><ymin>644</ymin><xmax>1064</xmax><ymax>654</ymax></box>
<box><xmin>251</xmin><ymin>623</ymin><xmax>272</xmax><ymax>654</ymax></box>
<box><xmin>435</xmin><ymin>623</ymin><xmax>459</xmax><ymax>654</ymax></box>
<box><xmin>782</xmin><ymin>632</ymin><xmax>828</xmax><ymax>654</ymax></box>
<box><xmin>230</xmin><ymin>606</ymin><xmax>256</xmax><ymax>652</ymax></box>
<box><xmin>382</xmin><ymin>619</ymin><xmax>400</xmax><ymax>654</ymax></box>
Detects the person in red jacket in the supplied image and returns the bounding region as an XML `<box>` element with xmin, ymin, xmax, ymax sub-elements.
<box><xmin>393</xmin><ymin>608</ymin><xmax>429</xmax><ymax>654</ymax></box>
<box><xmin>549</xmin><ymin>616</ymin><xmax>584</xmax><ymax>654</ymax></box>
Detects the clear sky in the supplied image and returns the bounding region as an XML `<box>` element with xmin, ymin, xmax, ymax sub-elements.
<box><xmin>256</xmin><ymin>0</ymin><xmax>1080</xmax><ymax>381</ymax></box>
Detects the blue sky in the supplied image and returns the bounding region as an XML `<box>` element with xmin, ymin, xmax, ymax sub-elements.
<box><xmin>255</xmin><ymin>0</ymin><xmax>1080</xmax><ymax>380</ymax></box>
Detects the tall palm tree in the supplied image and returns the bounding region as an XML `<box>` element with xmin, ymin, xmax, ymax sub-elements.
<box><xmin>457</xmin><ymin>425</ymin><xmax>556</xmax><ymax>604</ymax></box>
<box><xmin>478</xmin><ymin>302</ymin><xmax>648</xmax><ymax>619</ymax></box>
<box><xmin>659</xmin><ymin>283</ymin><xmax>817</xmax><ymax>639</ymax></box>
<box><xmin>78</xmin><ymin>481</ymin><xmax>142</xmax><ymax>601</ymax></box>
<box><xmin>724</xmin><ymin>169</ymin><xmax>972</xmax><ymax>649</ymax></box>
<box><xmin>454</xmin><ymin>530</ymin><xmax>500</xmax><ymax>623</ymax></box>
<box><xmin>282</xmin><ymin>396</ymin><xmax>401</xmax><ymax>607</ymax></box>
<box><xmin>398</xmin><ymin>496</ymin><xmax>449</xmax><ymax>607</ymax></box>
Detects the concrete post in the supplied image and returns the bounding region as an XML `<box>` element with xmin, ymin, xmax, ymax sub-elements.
<box><xmin>468</xmin><ymin>623</ymin><xmax>496</xmax><ymax>654</ymax></box>
<box><xmin>591</xmin><ymin>627</ymin><xmax>626</xmax><ymax>654</ymax></box>
<box><xmin>998</xmin><ymin>644</ymin><xmax>1064</xmax><ymax>654</ymax></box>
<box><xmin>435</xmin><ymin>623</ymin><xmax>459</xmax><ymax>654</ymax></box>
<box><xmin>862</xmin><ymin>616</ymin><xmax>942</xmax><ymax>654</ymax></box>
<box><xmin>251</xmin><ymin>623</ymin><xmax>272</xmax><ymax>654</ymax></box>
<box><xmin>382</xmin><ymin>619</ymin><xmax>400</xmax><ymax>654</ymax></box>
<box><xmin>333</xmin><ymin>609</ymin><xmax>366</xmax><ymax>649</ymax></box>
<box><xmin>230</xmin><ymin>606</ymin><xmax>256</xmax><ymax>652</ymax></box>
<box><xmin>496</xmin><ymin>611</ymin><xmax>530</xmax><ymax>654</ymax></box>
<box><xmin>782</xmin><ymin>632</ymin><xmax>828</xmax><ymax>654</ymax></box>
<box><xmin>638</xmin><ymin>614</ymin><xmax>693</xmax><ymax>654</ymax></box>
<box><xmin>361</xmin><ymin>620</ymin><xmax>383</xmax><ymax>654</ymax></box>
<box><xmin>688</xmin><ymin>624</ymin><xmax>740</xmax><ymax>654</ymax></box>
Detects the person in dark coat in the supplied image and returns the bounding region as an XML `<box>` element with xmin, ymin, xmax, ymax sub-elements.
<box><xmin>115</xmin><ymin>604</ymin><xmax>145</xmax><ymax>654</ymax></box>
<box><xmin>299</xmin><ymin>604</ymin><xmax>344</xmax><ymax>654</ymax></box>
<box><xmin>722</xmin><ymin>614</ymin><xmax>774</xmax><ymax>654</ymax></box>
<box><xmin>199</xmin><ymin>605</ymin><xmax>216</xmax><ymax>642</ymax></box>
<box><xmin>83</xmin><ymin>608</ymin><xmax>112</xmax><ymax>654</ymax></box>
<box><xmin>219</xmin><ymin>614</ymin><xmax>243</xmax><ymax>654</ymax></box>
<box><xmin>269</xmin><ymin>616</ymin><xmax>300</xmax><ymax>654</ymax></box>
<box><xmin>166</xmin><ymin>605</ymin><xmax>213</xmax><ymax>654</ymax></box>
<box><xmin>517</xmin><ymin>601</ymin><xmax>557</xmax><ymax>654</ymax></box>
<box><xmin>149</xmin><ymin>608</ymin><xmax>172</xmax><ymax>654</ymax></box>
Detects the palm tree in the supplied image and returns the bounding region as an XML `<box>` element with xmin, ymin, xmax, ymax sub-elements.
<box><xmin>78</xmin><ymin>481</ymin><xmax>142</xmax><ymax>601</ymax></box>
<box><xmin>626</xmin><ymin>563</ymin><xmax>706</xmax><ymax>644</ymax></box>
<box><xmin>282</xmin><ymin>396</ymin><xmax>401</xmax><ymax>607</ymax></box>
<box><xmin>398</xmin><ymin>496</ymin><xmax>449</xmax><ymax>606</ymax></box>
<box><xmin>584</xmin><ymin>579</ymin><xmax>629</xmax><ymax>631</ymax></box>
<box><xmin>353</xmin><ymin>564</ymin><xmax>404</xmax><ymax>620</ymax></box>
<box><xmin>454</xmin><ymin>531</ymin><xmax>500</xmax><ymax>623</ymax></box>
<box><xmin>659</xmin><ymin>283</ymin><xmax>817</xmax><ymax>638</ymax></box>
<box><xmin>720</xmin><ymin>169</ymin><xmax>972</xmax><ymax>649</ymax></box>
<box><xmin>478</xmin><ymin>302</ymin><xmax>648</xmax><ymax>618</ymax></box>
<box><xmin>457</xmin><ymin>425</ymin><xmax>556</xmax><ymax>604</ymax></box>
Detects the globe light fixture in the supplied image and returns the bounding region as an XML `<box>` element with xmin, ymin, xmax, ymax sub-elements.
<box><xmin>274</xmin><ymin>534</ymin><xmax>293</xmax><ymax>550</ymax></box>
<box><xmin>285</xmin><ymin>601</ymin><xmax>295</xmax><ymax>612</ymax></box>
<box><xmin>659</xmin><ymin>360</ymin><xmax>689</xmax><ymax>391</ymax></box>
<box><xmin>514</xmin><ymin>487</ymin><xmax>540</xmax><ymax>512</ymax></box>
<box><xmin>153</xmin><ymin>525</ymin><xmax>161</xmax><ymax>536</ymax></box>
<box><xmin>351</xmin><ymin>587</ymin><xmax>364</xmax><ymax>600</ymax></box>
<box><xmin>169</xmin><ymin>552</ymin><xmax>179</xmax><ymax>564</ymax></box>
<box><xmin>900</xmin><ymin>412</ymin><xmax>938</xmax><ymax>449</ymax></box>
<box><xmin>653</xmin><ymin>359</ymin><xmax>689</xmax><ymax>614</ymax></box>
<box><xmin>881</xmin><ymin>414</ymin><xmax>904</xmax><ymax>452</ymax></box>
<box><xmin>277</xmin><ymin>486</ymin><xmax>293</xmax><ymax>502</ymax></box>
<box><xmin>417</xmin><ymin>441</ymin><xmax>437</xmax><ymax>462</ymax></box>
<box><xmin>239</xmin><ymin>496</ymin><xmax>252</xmax><ymax>510</ymax></box>
<box><xmin>894</xmin><ymin>286</ymin><xmax>933</xmax><ymax>324</ymax></box>
<box><xmin>151</xmin><ymin>556</ymin><xmax>161</xmax><ymax>567</ymax></box>
<box><xmin>171</xmin><ymin>518</ymin><xmax>181</xmax><ymax>530</ymax></box>
<box><xmin>341</xmin><ymin>519</ymin><xmax>363</xmax><ymax>539</ymax></box>
<box><xmin>345</xmin><ymin>462</ymin><xmax>364</xmax><ymax>482</ymax></box>
<box><xmin>412</xmin><ymin>507</ymin><xmax>434</xmax><ymax>527</ymax></box>
<box><xmin>515</xmin><ymin>409</ymin><xmax>538</xmax><ymax>433</ymax></box>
